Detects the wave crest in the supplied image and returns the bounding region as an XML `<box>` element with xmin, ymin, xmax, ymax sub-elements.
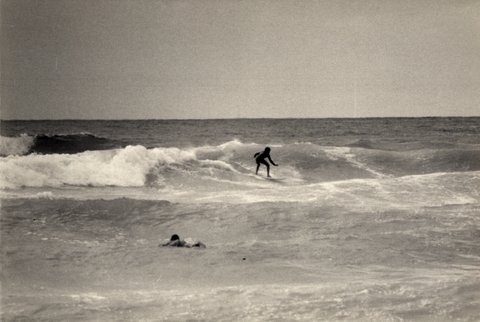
<box><xmin>0</xmin><ymin>134</ymin><xmax>35</xmax><ymax>156</ymax></box>
<box><xmin>1</xmin><ymin>140</ymin><xmax>480</xmax><ymax>190</ymax></box>
<box><xmin>0</xmin><ymin>145</ymin><xmax>196</xmax><ymax>189</ymax></box>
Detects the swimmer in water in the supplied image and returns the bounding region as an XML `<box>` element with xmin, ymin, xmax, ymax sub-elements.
<box><xmin>162</xmin><ymin>234</ymin><xmax>206</xmax><ymax>248</ymax></box>
<box><xmin>254</xmin><ymin>147</ymin><xmax>278</xmax><ymax>177</ymax></box>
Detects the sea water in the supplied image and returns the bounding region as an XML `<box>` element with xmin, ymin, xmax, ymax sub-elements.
<box><xmin>1</xmin><ymin>118</ymin><xmax>480</xmax><ymax>321</ymax></box>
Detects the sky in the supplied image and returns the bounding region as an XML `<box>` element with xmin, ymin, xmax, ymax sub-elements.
<box><xmin>1</xmin><ymin>0</ymin><xmax>479</xmax><ymax>119</ymax></box>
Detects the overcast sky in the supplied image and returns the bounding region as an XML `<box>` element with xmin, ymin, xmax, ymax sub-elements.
<box><xmin>1</xmin><ymin>0</ymin><xmax>479</xmax><ymax>119</ymax></box>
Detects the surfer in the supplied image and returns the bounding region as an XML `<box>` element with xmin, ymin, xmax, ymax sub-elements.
<box><xmin>161</xmin><ymin>234</ymin><xmax>206</xmax><ymax>248</ymax></box>
<box><xmin>254</xmin><ymin>147</ymin><xmax>278</xmax><ymax>177</ymax></box>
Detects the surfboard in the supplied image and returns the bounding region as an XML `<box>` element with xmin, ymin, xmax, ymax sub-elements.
<box><xmin>266</xmin><ymin>177</ymin><xmax>285</xmax><ymax>181</ymax></box>
<box><xmin>259</xmin><ymin>176</ymin><xmax>285</xmax><ymax>183</ymax></box>
<box><xmin>248</xmin><ymin>173</ymin><xmax>285</xmax><ymax>182</ymax></box>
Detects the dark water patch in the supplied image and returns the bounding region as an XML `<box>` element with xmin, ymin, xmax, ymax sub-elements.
<box><xmin>31</xmin><ymin>133</ymin><xmax>117</xmax><ymax>154</ymax></box>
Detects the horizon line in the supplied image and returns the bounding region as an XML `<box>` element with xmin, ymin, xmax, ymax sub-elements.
<box><xmin>2</xmin><ymin>116</ymin><xmax>480</xmax><ymax>121</ymax></box>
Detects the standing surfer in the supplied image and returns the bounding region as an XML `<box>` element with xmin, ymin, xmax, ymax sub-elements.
<box><xmin>254</xmin><ymin>147</ymin><xmax>278</xmax><ymax>177</ymax></box>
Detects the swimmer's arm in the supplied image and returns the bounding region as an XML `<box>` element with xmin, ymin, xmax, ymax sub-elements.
<box><xmin>162</xmin><ymin>240</ymin><xmax>183</xmax><ymax>247</ymax></box>
<box><xmin>192</xmin><ymin>242</ymin><xmax>206</xmax><ymax>248</ymax></box>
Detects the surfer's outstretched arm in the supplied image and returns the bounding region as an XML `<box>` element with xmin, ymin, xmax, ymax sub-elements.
<box><xmin>267</xmin><ymin>156</ymin><xmax>278</xmax><ymax>166</ymax></box>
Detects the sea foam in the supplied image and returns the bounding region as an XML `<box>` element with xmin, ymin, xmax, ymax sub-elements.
<box><xmin>0</xmin><ymin>145</ymin><xmax>196</xmax><ymax>189</ymax></box>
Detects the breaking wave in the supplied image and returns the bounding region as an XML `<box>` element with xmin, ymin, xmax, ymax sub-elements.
<box><xmin>0</xmin><ymin>134</ymin><xmax>35</xmax><ymax>156</ymax></box>
<box><xmin>1</xmin><ymin>140</ymin><xmax>480</xmax><ymax>191</ymax></box>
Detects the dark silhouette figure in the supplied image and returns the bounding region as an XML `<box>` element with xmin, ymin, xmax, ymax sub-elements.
<box><xmin>254</xmin><ymin>147</ymin><xmax>278</xmax><ymax>177</ymax></box>
<box><xmin>162</xmin><ymin>234</ymin><xmax>206</xmax><ymax>248</ymax></box>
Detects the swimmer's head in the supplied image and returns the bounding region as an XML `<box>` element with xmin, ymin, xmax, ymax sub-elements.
<box><xmin>170</xmin><ymin>234</ymin><xmax>180</xmax><ymax>241</ymax></box>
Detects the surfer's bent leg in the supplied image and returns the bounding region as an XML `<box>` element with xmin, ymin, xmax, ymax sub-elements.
<box><xmin>257</xmin><ymin>159</ymin><xmax>269</xmax><ymax>176</ymax></box>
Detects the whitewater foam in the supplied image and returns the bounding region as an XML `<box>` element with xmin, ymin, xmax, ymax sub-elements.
<box><xmin>323</xmin><ymin>146</ymin><xmax>388</xmax><ymax>178</ymax></box>
<box><xmin>0</xmin><ymin>145</ymin><xmax>196</xmax><ymax>189</ymax></box>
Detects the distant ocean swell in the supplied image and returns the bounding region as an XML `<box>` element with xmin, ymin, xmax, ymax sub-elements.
<box><xmin>0</xmin><ymin>133</ymin><xmax>117</xmax><ymax>156</ymax></box>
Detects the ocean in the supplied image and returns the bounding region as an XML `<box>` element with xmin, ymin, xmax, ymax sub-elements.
<box><xmin>1</xmin><ymin>118</ymin><xmax>480</xmax><ymax>321</ymax></box>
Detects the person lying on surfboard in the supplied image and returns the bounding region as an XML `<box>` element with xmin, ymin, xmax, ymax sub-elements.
<box><xmin>161</xmin><ymin>234</ymin><xmax>206</xmax><ymax>248</ymax></box>
<box><xmin>254</xmin><ymin>147</ymin><xmax>278</xmax><ymax>177</ymax></box>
